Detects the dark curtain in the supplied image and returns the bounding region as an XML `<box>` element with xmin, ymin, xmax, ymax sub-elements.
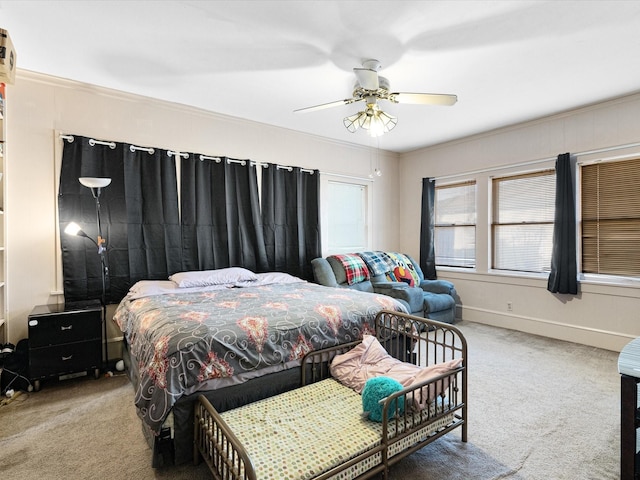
<box><xmin>59</xmin><ymin>136</ymin><xmax>182</xmax><ymax>303</ymax></box>
<box><xmin>180</xmin><ymin>157</ymin><xmax>268</xmax><ymax>272</ymax></box>
<box><xmin>547</xmin><ymin>152</ymin><xmax>578</xmax><ymax>294</ymax></box>
<box><xmin>124</xmin><ymin>147</ymin><xmax>182</xmax><ymax>282</ymax></box>
<box><xmin>59</xmin><ymin>136</ymin><xmax>126</xmax><ymax>303</ymax></box>
<box><xmin>261</xmin><ymin>165</ymin><xmax>321</xmax><ymax>281</ymax></box>
<box><xmin>419</xmin><ymin>177</ymin><xmax>437</xmax><ymax>280</ymax></box>
<box><xmin>61</xmin><ymin>137</ymin><xmax>320</xmax><ymax>301</ymax></box>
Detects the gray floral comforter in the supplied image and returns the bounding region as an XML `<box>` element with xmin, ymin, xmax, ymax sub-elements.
<box><xmin>113</xmin><ymin>281</ymin><xmax>406</xmax><ymax>433</ymax></box>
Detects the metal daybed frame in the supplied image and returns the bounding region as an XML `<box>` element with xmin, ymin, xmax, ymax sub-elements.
<box><xmin>194</xmin><ymin>310</ymin><xmax>467</xmax><ymax>480</ymax></box>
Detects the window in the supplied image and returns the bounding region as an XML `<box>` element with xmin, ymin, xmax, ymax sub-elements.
<box><xmin>435</xmin><ymin>181</ymin><xmax>476</xmax><ymax>267</ymax></box>
<box><xmin>492</xmin><ymin>170</ymin><xmax>555</xmax><ymax>273</ymax></box>
<box><xmin>582</xmin><ymin>157</ymin><xmax>640</xmax><ymax>277</ymax></box>
<box><xmin>325</xmin><ymin>180</ymin><xmax>369</xmax><ymax>254</ymax></box>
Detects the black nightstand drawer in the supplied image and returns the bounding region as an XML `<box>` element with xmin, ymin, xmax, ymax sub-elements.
<box><xmin>27</xmin><ymin>303</ymin><xmax>103</xmax><ymax>389</ymax></box>
<box><xmin>28</xmin><ymin>305</ymin><xmax>101</xmax><ymax>347</ymax></box>
<box><xmin>29</xmin><ymin>340</ymin><xmax>101</xmax><ymax>379</ymax></box>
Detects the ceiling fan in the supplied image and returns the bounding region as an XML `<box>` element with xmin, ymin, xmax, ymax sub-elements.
<box><xmin>294</xmin><ymin>59</ymin><xmax>458</xmax><ymax>137</ymax></box>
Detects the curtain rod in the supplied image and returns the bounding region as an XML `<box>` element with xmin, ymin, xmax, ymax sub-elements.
<box><xmin>197</xmin><ymin>157</ymin><xmax>314</xmax><ymax>174</ymax></box>
<box><xmin>319</xmin><ymin>171</ymin><xmax>373</xmax><ymax>182</ymax></box>
<box><xmin>168</xmin><ymin>150</ymin><xmax>189</xmax><ymax>159</ymax></box>
<box><xmin>89</xmin><ymin>138</ymin><xmax>116</xmax><ymax>149</ymax></box>
<box><xmin>275</xmin><ymin>164</ymin><xmax>315</xmax><ymax>174</ymax></box>
<box><xmin>59</xmin><ymin>134</ymin><xmax>351</xmax><ymax>179</ymax></box>
<box><xmin>199</xmin><ymin>154</ymin><xmax>221</xmax><ymax>163</ymax></box>
<box><xmin>60</xmin><ymin>134</ymin><xmax>119</xmax><ymax>149</ymax></box>
<box><xmin>434</xmin><ymin>140</ymin><xmax>640</xmax><ymax>181</ymax></box>
<box><xmin>130</xmin><ymin>145</ymin><xmax>154</xmax><ymax>154</ymax></box>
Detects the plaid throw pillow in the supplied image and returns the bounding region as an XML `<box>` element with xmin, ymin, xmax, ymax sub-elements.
<box><xmin>329</xmin><ymin>254</ymin><xmax>370</xmax><ymax>285</ymax></box>
<box><xmin>385</xmin><ymin>252</ymin><xmax>421</xmax><ymax>285</ymax></box>
<box><xmin>357</xmin><ymin>251</ymin><xmax>390</xmax><ymax>276</ymax></box>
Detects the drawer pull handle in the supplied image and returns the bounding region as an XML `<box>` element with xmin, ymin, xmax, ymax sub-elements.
<box><xmin>61</xmin><ymin>325</ymin><xmax>73</xmax><ymax>331</ymax></box>
<box><xmin>61</xmin><ymin>355</ymin><xmax>73</xmax><ymax>361</ymax></box>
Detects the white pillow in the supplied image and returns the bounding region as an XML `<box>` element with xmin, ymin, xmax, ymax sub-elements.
<box><xmin>237</xmin><ymin>271</ymin><xmax>305</xmax><ymax>287</ymax></box>
<box><xmin>330</xmin><ymin>334</ymin><xmax>463</xmax><ymax>407</ymax></box>
<box><xmin>169</xmin><ymin>267</ymin><xmax>258</xmax><ymax>288</ymax></box>
<box><xmin>127</xmin><ymin>280</ymin><xmax>233</xmax><ymax>299</ymax></box>
<box><xmin>129</xmin><ymin>280</ymin><xmax>179</xmax><ymax>296</ymax></box>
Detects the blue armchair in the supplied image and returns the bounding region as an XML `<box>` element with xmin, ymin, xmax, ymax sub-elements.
<box><xmin>311</xmin><ymin>252</ymin><xmax>457</xmax><ymax>324</ymax></box>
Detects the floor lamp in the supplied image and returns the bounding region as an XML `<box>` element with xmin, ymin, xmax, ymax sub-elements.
<box><xmin>64</xmin><ymin>177</ymin><xmax>111</xmax><ymax>371</ymax></box>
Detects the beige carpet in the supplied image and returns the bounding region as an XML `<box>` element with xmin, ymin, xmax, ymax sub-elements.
<box><xmin>0</xmin><ymin>321</ymin><xmax>621</xmax><ymax>479</ymax></box>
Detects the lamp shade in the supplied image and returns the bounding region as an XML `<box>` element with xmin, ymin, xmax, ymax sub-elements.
<box><xmin>64</xmin><ymin>221</ymin><xmax>88</xmax><ymax>238</ymax></box>
<box><xmin>79</xmin><ymin>177</ymin><xmax>111</xmax><ymax>188</ymax></box>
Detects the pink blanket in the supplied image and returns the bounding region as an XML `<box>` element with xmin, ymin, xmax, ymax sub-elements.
<box><xmin>330</xmin><ymin>335</ymin><xmax>462</xmax><ymax>409</ymax></box>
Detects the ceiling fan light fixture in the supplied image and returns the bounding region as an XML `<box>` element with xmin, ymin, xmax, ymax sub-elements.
<box><xmin>352</xmin><ymin>104</ymin><xmax>396</xmax><ymax>137</ymax></box>
<box><xmin>343</xmin><ymin>111</ymin><xmax>367</xmax><ymax>133</ymax></box>
<box><xmin>370</xmin><ymin>109</ymin><xmax>397</xmax><ymax>137</ymax></box>
<box><xmin>343</xmin><ymin>105</ymin><xmax>397</xmax><ymax>137</ymax></box>
<box><xmin>298</xmin><ymin>59</ymin><xmax>454</xmax><ymax>139</ymax></box>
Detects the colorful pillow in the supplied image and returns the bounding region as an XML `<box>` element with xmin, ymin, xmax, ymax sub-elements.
<box><xmin>385</xmin><ymin>253</ymin><xmax>420</xmax><ymax>285</ymax></box>
<box><xmin>384</xmin><ymin>270</ymin><xmax>398</xmax><ymax>282</ymax></box>
<box><xmin>392</xmin><ymin>266</ymin><xmax>415</xmax><ymax>287</ymax></box>
<box><xmin>328</xmin><ymin>254</ymin><xmax>370</xmax><ymax>285</ymax></box>
<box><xmin>357</xmin><ymin>251</ymin><xmax>390</xmax><ymax>276</ymax></box>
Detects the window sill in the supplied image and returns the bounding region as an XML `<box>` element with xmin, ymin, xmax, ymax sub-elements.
<box><xmin>488</xmin><ymin>269</ymin><xmax>549</xmax><ymax>280</ymax></box>
<box><xmin>580</xmin><ymin>274</ymin><xmax>640</xmax><ymax>289</ymax></box>
<box><xmin>437</xmin><ymin>266</ymin><xmax>548</xmax><ymax>281</ymax></box>
<box><xmin>437</xmin><ymin>268</ymin><xmax>640</xmax><ymax>296</ymax></box>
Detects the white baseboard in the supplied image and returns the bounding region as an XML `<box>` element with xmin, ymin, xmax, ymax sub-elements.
<box><xmin>459</xmin><ymin>305</ymin><xmax>633</xmax><ymax>352</ymax></box>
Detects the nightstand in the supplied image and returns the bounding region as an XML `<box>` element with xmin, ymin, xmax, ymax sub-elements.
<box><xmin>28</xmin><ymin>302</ymin><xmax>102</xmax><ymax>391</ymax></box>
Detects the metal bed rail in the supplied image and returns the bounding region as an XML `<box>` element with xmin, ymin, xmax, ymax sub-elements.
<box><xmin>194</xmin><ymin>310</ymin><xmax>467</xmax><ymax>480</ymax></box>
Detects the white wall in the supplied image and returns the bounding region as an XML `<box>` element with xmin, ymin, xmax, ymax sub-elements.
<box><xmin>399</xmin><ymin>92</ymin><xmax>640</xmax><ymax>352</ymax></box>
<box><xmin>5</xmin><ymin>70</ymin><xmax>401</xmax><ymax>348</ymax></box>
<box><xmin>9</xmin><ymin>70</ymin><xmax>639</xmax><ymax>353</ymax></box>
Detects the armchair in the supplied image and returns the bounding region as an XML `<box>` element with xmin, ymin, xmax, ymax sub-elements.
<box><xmin>404</xmin><ymin>254</ymin><xmax>457</xmax><ymax>324</ymax></box>
<box><xmin>311</xmin><ymin>252</ymin><xmax>457</xmax><ymax>323</ymax></box>
<box><xmin>310</xmin><ymin>256</ymin><xmax>424</xmax><ymax>315</ymax></box>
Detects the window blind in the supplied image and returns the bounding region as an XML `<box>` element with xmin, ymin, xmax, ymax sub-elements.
<box><xmin>327</xmin><ymin>181</ymin><xmax>368</xmax><ymax>253</ymax></box>
<box><xmin>582</xmin><ymin>157</ymin><xmax>640</xmax><ymax>277</ymax></box>
<box><xmin>492</xmin><ymin>170</ymin><xmax>555</xmax><ymax>272</ymax></box>
<box><xmin>435</xmin><ymin>181</ymin><xmax>476</xmax><ymax>268</ymax></box>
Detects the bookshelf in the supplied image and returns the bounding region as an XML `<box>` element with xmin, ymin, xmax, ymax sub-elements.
<box><xmin>0</xmin><ymin>82</ymin><xmax>6</xmax><ymax>344</ymax></box>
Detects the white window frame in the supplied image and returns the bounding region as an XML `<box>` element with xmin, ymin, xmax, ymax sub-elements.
<box><xmin>434</xmin><ymin>181</ymin><xmax>477</xmax><ymax>268</ymax></box>
<box><xmin>490</xmin><ymin>169</ymin><xmax>556</xmax><ymax>275</ymax></box>
<box><xmin>579</xmin><ymin>155</ymin><xmax>640</xmax><ymax>284</ymax></box>
<box><xmin>320</xmin><ymin>176</ymin><xmax>372</xmax><ymax>256</ymax></box>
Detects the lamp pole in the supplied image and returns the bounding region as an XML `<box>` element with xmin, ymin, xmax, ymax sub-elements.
<box><xmin>79</xmin><ymin>177</ymin><xmax>111</xmax><ymax>371</ymax></box>
<box><xmin>94</xmin><ymin>190</ymin><xmax>109</xmax><ymax>371</ymax></box>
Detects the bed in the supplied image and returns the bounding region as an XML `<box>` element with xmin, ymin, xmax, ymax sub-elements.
<box><xmin>194</xmin><ymin>310</ymin><xmax>467</xmax><ymax>480</ymax></box>
<box><xmin>113</xmin><ymin>268</ymin><xmax>409</xmax><ymax>466</ymax></box>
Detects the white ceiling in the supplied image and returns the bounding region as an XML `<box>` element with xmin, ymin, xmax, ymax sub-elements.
<box><xmin>2</xmin><ymin>0</ymin><xmax>640</xmax><ymax>153</ymax></box>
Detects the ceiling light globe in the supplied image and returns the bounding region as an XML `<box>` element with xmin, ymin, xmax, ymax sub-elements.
<box><xmin>368</xmin><ymin>116</ymin><xmax>385</xmax><ymax>137</ymax></box>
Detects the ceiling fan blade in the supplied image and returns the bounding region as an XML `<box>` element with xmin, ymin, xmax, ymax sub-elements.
<box><xmin>354</xmin><ymin>67</ymin><xmax>379</xmax><ymax>90</ymax></box>
<box><xmin>390</xmin><ymin>92</ymin><xmax>458</xmax><ymax>106</ymax></box>
<box><xmin>294</xmin><ymin>97</ymin><xmax>362</xmax><ymax>113</ymax></box>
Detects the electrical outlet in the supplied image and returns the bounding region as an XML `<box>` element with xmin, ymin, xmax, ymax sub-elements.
<box><xmin>507</xmin><ymin>302</ymin><xmax>513</xmax><ymax>312</ymax></box>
